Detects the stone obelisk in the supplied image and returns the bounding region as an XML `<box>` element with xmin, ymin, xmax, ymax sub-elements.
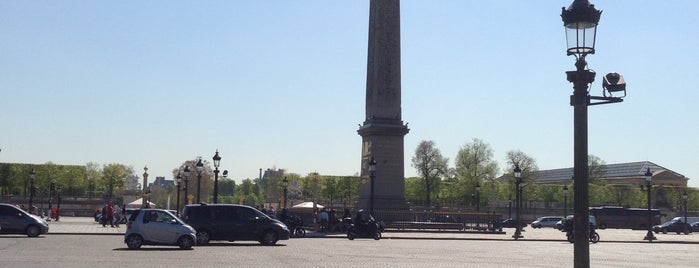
<box><xmin>357</xmin><ymin>0</ymin><xmax>409</xmax><ymax>213</ymax></box>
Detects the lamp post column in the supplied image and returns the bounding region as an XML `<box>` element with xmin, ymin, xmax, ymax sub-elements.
<box><xmin>183</xmin><ymin>166</ymin><xmax>190</xmax><ymax>206</ymax></box>
<box><xmin>283</xmin><ymin>177</ymin><xmax>289</xmax><ymax>209</ymax></box>
<box><xmin>142</xmin><ymin>166</ymin><xmax>148</xmax><ymax>208</ymax></box>
<box><xmin>195</xmin><ymin>158</ymin><xmax>203</xmax><ymax>204</ymax></box>
<box><xmin>176</xmin><ymin>173</ymin><xmax>182</xmax><ymax>213</ymax></box>
<box><xmin>683</xmin><ymin>191</ymin><xmax>689</xmax><ymax>233</ymax></box>
<box><xmin>369</xmin><ymin>157</ymin><xmax>377</xmax><ymax>216</ymax></box>
<box><xmin>29</xmin><ymin>169</ymin><xmax>36</xmax><ymax>211</ymax></box>
<box><xmin>213</xmin><ymin>151</ymin><xmax>221</xmax><ymax>204</ymax></box>
<box><xmin>643</xmin><ymin>168</ymin><xmax>656</xmax><ymax>241</ymax></box>
<box><xmin>563</xmin><ymin>184</ymin><xmax>569</xmax><ymax>217</ymax></box>
<box><xmin>513</xmin><ymin>165</ymin><xmax>523</xmax><ymax>240</ymax></box>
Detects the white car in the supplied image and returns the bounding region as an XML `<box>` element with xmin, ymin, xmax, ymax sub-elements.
<box><xmin>531</xmin><ymin>216</ymin><xmax>563</xmax><ymax>228</ymax></box>
<box><xmin>124</xmin><ymin>209</ymin><xmax>196</xmax><ymax>250</ymax></box>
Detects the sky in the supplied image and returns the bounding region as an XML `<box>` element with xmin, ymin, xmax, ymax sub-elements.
<box><xmin>1</xmin><ymin>1</ymin><xmax>698</xmax><ymax>188</ymax></box>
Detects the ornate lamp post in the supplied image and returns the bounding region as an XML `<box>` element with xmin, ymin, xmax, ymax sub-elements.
<box><xmin>563</xmin><ymin>184</ymin><xmax>569</xmax><ymax>217</ymax></box>
<box><xmin>176</xmin><ymin>173</ymin><xmax>182</xmax><ymax>213</ymax></box>
<box><xmin>282</xmin><ymin>177</ymin><xmax>289</xmax><ymax>209</ymax></box>
<box><xmin>213</xmin><ymin>151</ymin><xmax>222</xmax><ymax>204</ymax></box>
<box><xmin>561</xmin><ymin>1</ymin><xmax>625</xmax><ymax>265</ymax></box>
<box><xmin>683</xmin><ymin>191</ymin><xmax>689</xmax><ymax>232</ymax></box>
<box><xmin>141</xmin><ymin>166</ymin><xmax>148</xmax><ymax>208</ymax></box>
<box><xmin>29</xmin><ymin>169</ymin><xmax>36</xmax><ymax>211</ymax></box>
<box><xmin>368</xmin><ymin>157</ymin><xmax>377</xmax><ymax>216</ymax></box>
<box><xmin>56</xmin><ymin>185</ymin><xmax>62</xmax><ymax>221</ymax></box>
<box><xmin>183</xmin><ymin>165</ymin><xmax>190</xmax><ymax>205</ymax></box>
<box><xmin>513</xmin><ymin>165</ymin><xmax>523</xmax><ymax>240</ymax></box>
<box><xmin>643</xmin><ymin>168</ymin><xmax>657</xmax><ymax>242</ymax></box>
<box><xmin>195</xmin><ymin>158</ymin><xmax>204</xmax><ymax>203</ymax></box>
<box><xmin>475</xmin><ymin>182</ymin><xmax>481</xmax><ymax>212</ymax></box>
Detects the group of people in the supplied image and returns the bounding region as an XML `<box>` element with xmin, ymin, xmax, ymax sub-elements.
<box><xmin>313</xmin><ymin>207</ymin><xmax>351</xmax><ymax>233</ymax></box>
<box><xmin>97</xmin><ymin>202</ymin><xmax>125</xmax><ymax>228</ymax></box>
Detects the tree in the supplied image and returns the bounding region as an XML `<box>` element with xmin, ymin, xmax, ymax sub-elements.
<box><xmin>455</xmin><ymin>138</ymin><xmax>498</xmax><ymax>207</ymax></box>
<box><xmin>588</xmin><ymin>155</ymin><xmax>607</xmax><ymax>182</ymax></box>
<box><xmin>411</xmin><ymin>140</ymin><xmax>448</xmax><ymax>207</ymax></box>
<box><xmin>101</xmin><ymin>164</ymin><xmax>128</xmax><ymax>199</ymax></box>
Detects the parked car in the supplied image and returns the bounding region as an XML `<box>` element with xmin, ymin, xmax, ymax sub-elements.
<box><xmin>181</xmin><ymin>203</ymin><xmax>290</xmax><ymax>246</ymax></box>
<box><xmin>499</xmin><ymin>218</ymin><xmax>527</xmax><ymax>228</ymax></box>
<box><xmin>0</xmin><ymin>203</ymin><xmax>49</xmax><ymax>237</ymax></box>
<box><xmin>124</xmin><ymin>209</ymin><xmax>196</xmax><ymax>250</ymax></box>
<box><xmin>531</xmin><ymin>216</ymin><xmax>563</xmax><ymax>229</ymax></box>
<box><xmin>652</xmin><ymin>219</ymin><xmax>691</xmax><ymax>234</ymax></box>
<box><xmin>691</xmin><ymin>222</ymin><xmax>699</xmax><ymax>232</ymax></box>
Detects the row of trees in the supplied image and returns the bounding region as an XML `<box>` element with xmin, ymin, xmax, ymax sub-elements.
<box><xmin>0</xmin><ymin>162</ymin><xmax>132</xmax><ymax>199</ymax></box>
<box><xmin>408</xmin><ymin>138</ymin><xmax>698</xmax><ymax>211</ymax></box>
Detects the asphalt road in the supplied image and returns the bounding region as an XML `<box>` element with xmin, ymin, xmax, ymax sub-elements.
<box><xmin>1</xmin><ymin>234</ymin><xmax>697</xmax><ymax>268</ymax></box>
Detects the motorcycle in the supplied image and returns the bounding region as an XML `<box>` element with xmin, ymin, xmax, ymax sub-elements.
<box><xmin>347</xmin><ymin>210</ymin><xmax>381</xmax><ymax>240</ymax></box>
<box><xmin>563</xmin><ymin>218</ymin><xmax>599</xmax><ymax>243</ymax></box>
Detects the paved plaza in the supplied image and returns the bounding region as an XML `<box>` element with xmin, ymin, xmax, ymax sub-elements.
<box><xmin>2</xmin><ymin>219</ymin><xmax>699</xmax><ymax>268</ymax></box>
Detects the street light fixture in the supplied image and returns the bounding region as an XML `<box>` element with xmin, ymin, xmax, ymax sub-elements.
<box><xmin>561</xmin><ymin>1</ymin><xmax>625</xmax><ymax>266</ymax></box>
<box><xmin>282</xmin><ymin>177</ymin><xmax>289</xmax><ymax>209</ymax></box>
<box><xmin>141</xmin><ymin>166</ymin><xmax>148</xmax><ymax>208</ymax></box>
<box><xmin>213</xmin><ymin>150</ymin><xmax>222</xmax><ymax>204</ymax></box>
<box><xmin>176</xmin><ymin>172</ymin><xmax>182</xmax><ymax>213</ymax></box>
<box><xmin>475</xmin><ymin>182</ymin><xmax>481</xmax><ymax>212</ymax></box>
<box><xmin>195</xmin><ymin>158</ymin><xmax>204</xmax><ymax>204</ymax></box>
<box><xmin>643</xmin><ymin>168</ymin><xmax>657</xmax><ymax>242</ymax></box>
<box><xmin>29</xmin><ymin>169</ymin><xmax>36</xmax><ymax>211</ymax></box>
<box><xmin>513</xmin><ymin>165</ymin><xmax>523</xmax><ymax>240</ymax></box>
<box><xmin>683</xmin><ymin>190</ymin><xmax>689</xmax><ymax>234</ymax></box>
<box><xmin>183</xmin><ymin>165</ymin><xmax>190</xmax><ymax>205</ymax></box>
<box><xmin>368</xmin><ymin>157</ymin><xmax>377</xmax><ymax>216</ymax></box>
<box><xmin>563</xmin><ymin>184</ymin><xmax>569</xmax><ymax>217</ymax></box>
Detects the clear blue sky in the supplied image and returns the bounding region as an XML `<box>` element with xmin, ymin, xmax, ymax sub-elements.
<box><xmin>2</xmin><ymin>1</ymin><xmax>698</xmax><ymax>188</ymax></box>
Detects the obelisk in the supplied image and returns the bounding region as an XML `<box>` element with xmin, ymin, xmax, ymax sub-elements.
<box><xmin>357</xmin><ymin>0</ymin><xmax>409</xmax><ymax>213</ymax></box>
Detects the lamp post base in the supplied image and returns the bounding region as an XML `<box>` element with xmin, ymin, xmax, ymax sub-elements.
<box><xmin>644</xmin><ymin>231</ymin><xmax>657</xmax><ymax>242</ymax></box>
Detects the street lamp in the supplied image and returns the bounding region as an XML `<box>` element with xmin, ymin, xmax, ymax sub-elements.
<box><xmin>282</xmin><ymin>177</ymin><xmax>289</xmax><ymax>209</ymax></box>
<box><xmin>56</xmin><ymin>185</ymin><xmax>62</xmax><ymax>221</ymax></box>
<box><xmin>513</xmin><ymin>165</ymin><xmax>523</xmax><ymax>240</ymax></box>
<box><xmin>643</xmin><ymin>168</ymin><xmax>657</xmax><ymax>242</ymax></box>
<box><xmin>213</xmin><ymin>150</ymin><xmax>221</xmax><ymax>204</ymax></box>
<box><xmin>183</xmin><ymin>165</ymin><xmax>190</xmax><ymax>205</ymax></box>
<box><xmin>561</xmin><ymin>1</ymin><xmax>625</xmax><ymax>266</ymax></box>
<box><xmin>563</xmin><ymin>184</ymin><xmax>569</xmax><ymax>217</ymax></box>
<box><xmin>195</xmin><ymin>157</ymin><xmax>204</xmax><ymax>204</ymax></box>
<box><xmin>475</xmin><ymin>182</ymin><xmax>481</xmax><ymax>212</ymax></box>
<box><xmin>142</xmin><ymin>166</ymin><xmax>148</xmax><ymax>208</ymax></box>
<box><xmin>368</xmin><ymin>157</ymin><xmax>377</xmax><ymax>216</ymax></box>
<box><xmin>683</xmin><ymin>190</ymin><xmax>689</xmax><ymax>234</ymax></box>
<box><xmin>176</xmin><ymin>172</ymin><xmax>182</xmax><ymax>213</ymax></box>
<box><xmin>29</xmin><ymin>169</ymin><xmax>36</xmax><ymax>211</ymax></box>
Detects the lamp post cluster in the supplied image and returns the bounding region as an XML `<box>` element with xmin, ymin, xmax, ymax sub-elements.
<box><xmin>172</xmin><ymin>151</ymin><xmax>228</xmax><ymax>214</ymax></box>
<box><xmin>642</xmin><ymin>168</ymin><xmax>657</xmax><ymax>242</ymax></box>
<box><xmin>561</xmin><ymin>0</ymin><xmax>626</xmax><ymax>266</ymax></box>
<box><xmin>513</xmin><ymin>165</ymin><xmax>523</xmax><ymax>240</ymax></box>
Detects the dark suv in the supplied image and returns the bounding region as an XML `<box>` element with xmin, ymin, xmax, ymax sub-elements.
<box><xmin>181</xmin><ymin>203</ymin><xmax>289</xmax><ymax>246</ymax></box>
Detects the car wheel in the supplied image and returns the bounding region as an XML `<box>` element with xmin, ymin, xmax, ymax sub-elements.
<box><xmin>126</xmin><ymin>234</ymin><xmax>143</xmax><ymax>249</ymax></box>
<box><xmin>178</xmin><ymin>236</ymin><xmax>194</xmax><ymax>249</ymax></box>
<box><xmin>26</xmin><ymin>225</ymin><xmax>40</xmax><ymax>237</ymax></box>
<box><xmin>590</xmin><ymin>232</ymin><xmax>600</xmax><ymax>243</ymax></box>
<box><xmin>347</xmin><ymin>232</ymin><xmax>355</xmax><ymax>240</ymax></box>
<box><xmin>260</xmin><ymin>231</ymin><xmax>278</xmax><ymax>246</ymax></box>
<box><xmin>662</xmin><ymin>229</ymin><xmax>667</xmax><ymax>234</ymax></box>
<box><xmin>373</xmin><ymin>232</ymin><xmax>381</xmax><ymax>240</ymax></box>
<box><xmin>295</xmin><ymin>228</ymin><xmax>306</xmax><ymax>237</ymax></box>
<box><xmin>196</xmin><ymin>230</ymin><xmax>210</xmax><ymax>245</ymax></box>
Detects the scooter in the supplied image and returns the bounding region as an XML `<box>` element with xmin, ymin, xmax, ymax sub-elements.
<box><xmin>566</xmin><ymin>229</ymin><xmax>600</xmax><ymax>243</ymax></box>
<box><xmin>347</xmin><ymin>210</ymin><xmax>381</xmax><ymax>240</ymax></box>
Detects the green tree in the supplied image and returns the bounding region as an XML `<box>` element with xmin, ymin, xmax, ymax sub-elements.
<box><xmin>455</xmin><ymin>138</ymin><xmax>498</xmax><ymax>207</ymax></box>
<box><xmin>411</xmin><ymin>140</ymin><xmax>448</xmax><ymax>207</ymax></box>
<box><xmin>102</xmin><ymin>164</ymin><xmax>127</xmax><ymax>198</ymax></box>
<box><xmin>589</xmin><ymin>155</ymin><xmax>607</xmax><ymax>183</ymax></box>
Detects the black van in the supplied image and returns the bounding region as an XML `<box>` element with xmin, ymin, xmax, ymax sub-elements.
<box><xmin>181</xmin><ymin>203</ymin><xmax>289</xmax><ymax>246</ymax></box>
<box><xmin>0</xmin><ymin>203</ymin><xmax>49</xmax><ymax>237</ymax></box>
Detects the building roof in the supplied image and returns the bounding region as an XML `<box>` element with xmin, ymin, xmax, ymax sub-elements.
<box><xmin>535</xmin><ymin>161</ymin><xmax>688</xmax><ymax>184</ymax></box>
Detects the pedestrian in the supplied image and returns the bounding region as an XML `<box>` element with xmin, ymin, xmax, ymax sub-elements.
<box><xmin>102</xmin><ymin>202</ymin><xmax>114</xmax><ymax>227</ymax></box>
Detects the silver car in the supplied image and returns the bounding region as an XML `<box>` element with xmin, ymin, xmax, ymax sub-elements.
<box><xmin>124</xmin><ymin>209</ymin><xmax>196</xmax><ymax>250</ymax></box>
<box><xmin>531</xmin><ymin>216</ymin><xmax>563</xmax><ymax>228</ymax></box>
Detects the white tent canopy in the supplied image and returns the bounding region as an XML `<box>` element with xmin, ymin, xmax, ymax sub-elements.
<box><xmin>126</xmin><ymin>198</ymin><xmax>156</xmax><ymax>208</ymax></box>
<box><xmin>291</xmin><ymin>201</ymin><xmax>323</xmax><ymax>209</ymax></box>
